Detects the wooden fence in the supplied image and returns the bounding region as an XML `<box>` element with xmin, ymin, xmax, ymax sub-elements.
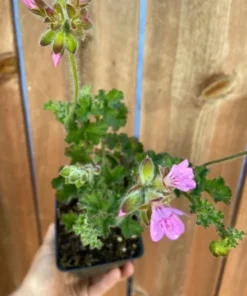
<box><xmin>1</xmin><ymin>1</ymin><xmax>247</xmax><ymax>295</ymax></box>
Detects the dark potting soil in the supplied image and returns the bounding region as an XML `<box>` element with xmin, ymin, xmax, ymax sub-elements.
<box><xmin>57</xmin><ymin>199</ymin><xmax>141</xmax><ymax>270</ymax></box>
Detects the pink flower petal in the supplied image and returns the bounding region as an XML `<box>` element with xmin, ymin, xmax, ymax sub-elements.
<box><xmin>170</xmin><ymin>207</ymin><xmax>189</xmax><ymax>217</ymax></box>
<box><xmin>151</xmin><ymin>204</ymin><xmax>171</xmax><ymax>222</ymax></box>
<box><xmin>163</xmin><ymin>159</ymin><xmax>196</xmax><ymax>192</ymax></box>
<box><xmin>150</xmin><ymin>219</ymin><xmax>164</xmax><ymax>242</ymax></box>
<box><xmin>22</xmin><ymin>0</ymin><xmax>37</xmax><ymax>9</ymax></box>
<box><xmin>162</xmin><ymin>214</ymin><xmax>184</xmax><ymax>240</ymax></box>
<box><xmin>177</xmin><ymin>159</ymin><xmax>189</xmax><ymax>168</ymax></box>
<box><xmin>118</xmin><ymin>209</ymin><xmax>126</xmax><ymax>217</ymax></box>
<box><xmin>52</xmin><ymin>53</ymin><xmax>62</xmax><ymax>67</ymax></box>
<box><xmin>150</xmin><ymin>202</ymin><xmax>188</xmax><ymax>242</ymax></box>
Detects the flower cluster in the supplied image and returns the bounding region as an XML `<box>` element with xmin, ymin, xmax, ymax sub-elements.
<box><xmin>119</xmin><ymin>157</ymin><xmax>196</xmax><ymax>242</ymax></box>
<box><xmin>22</xmin><ymin>0</ymin><xmax>92</xmax><ymax>66</ymax></box>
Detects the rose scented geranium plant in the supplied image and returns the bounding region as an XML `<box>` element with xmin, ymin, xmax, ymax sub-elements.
<box><xmin>23</xmin><ymin>0</ymin><xmax>246</xmax><ymax>273</ymax></box>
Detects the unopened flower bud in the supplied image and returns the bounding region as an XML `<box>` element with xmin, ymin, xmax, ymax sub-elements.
<box><xmin>40</xmin><ymin>30</ymin><xmax>56</xmax><ymax>47</ymax></box>
<box><xmin>53</xmin><ymin>31</ymin><xmax>65</xmax><ymax>54</ymax></box>
<box><xmin>120</xmin><ymin>190</ymin><xmax>143</xmax><ymax>214</ymax></box>
<box><xmin>139</xmin><ymin>206</ymin><xmax>151</xmax><ymax>227</ymax></box>
<box><xmin>22</xmin><ymin>0</ymin><xmax>37</xmax><ymax>9</ymax></box>
<box><xmin>139</xmin><ymin>156</ymin><xmax>155</xmax><ymax>186</ymax></box>
<box><xmin>66</xmin><ymin>33</ymin><xmax>78</xmax><ymax>54</ymax></box>
<box><xmin>209</xmin><ymin>240</ymin><xmax>229</xmax><ymax>257</ymax></box>
<box><xmin>52</xmin><ymin>53</ymin><xmax>62</xmax><ymax>67</ymax></box>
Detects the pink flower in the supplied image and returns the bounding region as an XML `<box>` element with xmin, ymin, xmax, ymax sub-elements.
<box><xmin>163</xmin><ymin>159</ymin><xmax>196</xmax><ymax>192</ymax></box>
<box><xmin>22</xmin><ymin>0</ymin><xmax>37</xmax><ymax>9</ymax></box>
<box><xmin>52</xmin><ymin>53</ymin><xmax>62</xmax><ymax>67</ymax></box>
<box><xmin>150</xmin><ymin>202</ymin><xmax>188</xmax><ymax>241</ymax></box>
<box><xmin>118</xmin><ymin>209</ymin><xmax>126</xmax><ymax>217</ymax></box>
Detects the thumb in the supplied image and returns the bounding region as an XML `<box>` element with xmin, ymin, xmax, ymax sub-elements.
<box><xmin>88</xmin><ymin>268</ymin><xmax>121</xmax><ymax>296</ymax></box>
<box><xmin>43</xmin><ymin>223</ymin><xmax>55</xmax><ymax>248</ymax></box>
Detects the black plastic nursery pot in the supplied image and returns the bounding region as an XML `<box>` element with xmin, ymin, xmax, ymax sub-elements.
<box><xmin>55</xmin><ymin>199</ymin><xmax>144</xmax><ymax>277</ymax></box>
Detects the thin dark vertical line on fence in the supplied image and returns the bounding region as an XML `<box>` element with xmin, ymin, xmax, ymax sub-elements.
<box><xmin>214</xmin><ymin>150</ymin><xmax>247</xmax><ymax>296</ymax></box>
<box><xmin>134</xmin><ymin>0</ymin><xmax>147</xmax><ymax>139</ymax></box>
<box><xmin>12</xmin><ymin>0</ymin><xmax>42</xmax><ymax>244</ymax></box>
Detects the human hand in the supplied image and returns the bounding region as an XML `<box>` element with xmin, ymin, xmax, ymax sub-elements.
<box><xmin>11</xmin><ymin>224</ymin><xmax>134</xmax><ymax>296</ymax></box>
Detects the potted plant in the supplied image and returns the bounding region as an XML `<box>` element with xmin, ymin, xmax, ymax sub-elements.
<box><xmin>22</xmin><ymin>0</ymin><xmax>246</xmax><ymax>277</ymax></box>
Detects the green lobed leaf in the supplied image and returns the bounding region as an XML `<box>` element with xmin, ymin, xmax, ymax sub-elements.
<box><xmin>56</xmin><ymin>184</ymin><xmax>78</xmax><ymax>203</ymax></box>
<box><xmin>190</xmin><ymin>199</ymin><xmax>224</xmax><ymax>228</ymax></box>
<box><xmin>204</xmin><ymin>177</ymin><xmax>232</xmax><ymax>204</ymax></box>
<box><xmin>65</xmin><ymin>144</ymin><xmax>92</xmax><ymax>164</ymax></box>
<box><xmin>61</xmin><ymin>213</ymin><xmax>78</xmax><ymax>232</ymax></box>
<box><xmin>73</xmin><ymin>214</ymin><xmax>103</xmax><ymax>249</ymax></box>
<box><xmin>52</xmin><ymin>175</ymin><xmax>64</xmax><ymax>190</ymax></box>
<box><xmin>84</xmin><ymin>121</ymin><xmax>108</xmax><ymax>144</ymax></box>
<box><xmin>120</xmin><ymin>215</ymin><xmax>143</xmax><ymax>238</ymax></box>
<box><xmin>76</xmin><ymin>97</ymin><xmax>91</xmax><ymax>122</ymax></box>
<box><xmin>44</xmin><ymin>100</ymin><xmax>69</xmax><ymax>124</ymax></box>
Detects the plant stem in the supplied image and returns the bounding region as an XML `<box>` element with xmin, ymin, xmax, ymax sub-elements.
<box><xmin>202</xmin><ymin>151</ymin><xmax>247</xmax><ymax>167</ymax></box>
<box><xmin>183</xmin><ymin>192</ymin><xmax>194</xmax><ymax>203</ymax></box>
<box><xmin>101</xmin><ymin>139</ymin><xmax>106</xmax><ymax>166</ymax></box>
<box><xmin>64</xmin><ymin>53</ymin><xmax>79</xmax><ymax>128</ymax></box>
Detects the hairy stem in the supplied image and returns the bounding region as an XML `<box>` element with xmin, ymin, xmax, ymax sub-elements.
<box><xmin>202</xmin><ymin>151</ymin><xmax>247</xmax><ymax>167</ymax></box>
<box><xmin>64</xmin><ymin>53</ymin><xmax>79</xmax><ymax>127</ymax></box>
<box><xmin>101</xmin><ymin>139</ymin><xmax>106</xmax><ymax>167</ymax></box>
<box><xmin>183</xmin><ymin>192</ymin><xmax>194</xmax><ymax>203</ymax></box>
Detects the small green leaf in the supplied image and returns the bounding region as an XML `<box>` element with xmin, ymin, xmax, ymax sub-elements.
<box><xmin>65</xmin><ymin>144</ymin><xmax>92</xmax><ymax>164</ymax></box>
<box><xmin>44</xmin><ymin>100</ymin><xmax>69</xmax><ymax>124</ymax></box>
<box><xmin>76</xmin><ymin>94</ymin><xmax>91</xmax><ymax>121</ymax></box>
<box><xmin>73</xmin><ymin>214</ymin><xmax>103</xmax><ymax>249</ymax></box>
<box><xmin>68</xmin><ymin>170</ymin><xmax>81</xmax><ymax>183</ymax></box>
<box><xmin>40</xmin><ymin>30</ymin><xmax>56</xmax><ymax>46</ymax></box>
<box><xmin>60</xmin><ymin>166</ymin><xmax>73</xmax><ymax>177</ymax></box>
<box><xmin>80</xmin><ymin>85</ymin><xmax>91</xmax><ymax>97</ymax></box>
<box><xmin>56</xmin><ymin>0</ymin><xmax>66</xmax><ymax>8</ymax></box>
<box><xmin>61</xmin><ymin>213</ymin><xmax>78</xmax><ymax>232</ymax></box>
<box><xmin>66</xmin><ymin>4</ymin><xmax>76</xmax><ymax>18</ymax></box>
<box><xmin>120</xmin><ymin>216</ymin><xmax>143</xmax><ymax>238</ymax></box>
<box><xmin>84</xmin><ymin>121</ymin><xmax>108</xmax><ymax>144</ymax></box>
<box><xmin>65</xmin><ymin>122</ymin><xmax>82</xmax><ymax>144</ymax></box>
<box><xmin>56</xmin><ymin>184</ymin><xmax>77</xmax><ymax>203</ymax></box>
<box><xmin>52</xmin><ymin>175</ymin><xmax>64</xmax><ymax>190</ymax></box>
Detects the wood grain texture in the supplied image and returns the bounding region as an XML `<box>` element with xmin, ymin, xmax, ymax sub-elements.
<box><xmin>218</xmin><ymin>173</ymin><xmax>247</xmax><ymax>296</ymax></box>
<box><xmin>78</xmin><ymin>0</ymin><xmax>140</xmax><ymax>133</ymax></box>
<box><xmin>135</xmin><ymin>1</ymin><xmax>247</xmax><ymax>295</ymax></box>
<box><xmin>0</xmin><ymin>2</ymin><xmax>39</xmax><ymax>295</ymax></box>
<box><xmin>19</xmin><ymin>2</ymin><xmax>68</xmax><ymax>237</ymax></box>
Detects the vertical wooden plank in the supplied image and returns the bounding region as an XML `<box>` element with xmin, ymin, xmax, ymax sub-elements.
<box><xmin>19</xmin><ymin>2</ymin><xmax>68</xmax><ymax>236</ymax></box>
<box><xmin>218</xmin><ymin>175</ymin><xmax>247</xmax><ymax>296</ymax></box>
<box><xmin>135</xmin><ymin>1</ymin><xmax>247</xmax><ymax>295</ymax></box>
<box><xmin>0</xmin><ymin>2</ymin><xmax>39</xmax><ymax>295</ymax></box>
<box><xmin>78</xmin><ymin>0</ymin><xmax>140</xmax><ymax>133</ymax></box>
<box><xmin>217</xmin><ymin>2</ymin><xmax>247</xmax><ymax>294</ymax></box>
